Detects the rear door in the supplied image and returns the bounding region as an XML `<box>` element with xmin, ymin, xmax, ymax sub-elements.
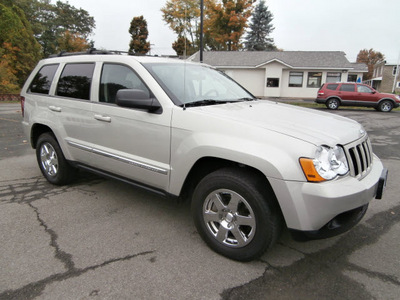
<box><xmin>338</xmin><ymin>83</ymin><xmax>356</xmax><ymax>102</ymax></box>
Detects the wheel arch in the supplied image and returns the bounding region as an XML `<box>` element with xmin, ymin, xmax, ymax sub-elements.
<box><xmin>30</xmin><ymin>123</ymin><xmax>55</xmax><ymax>149</ymax></box>
<box><xmin>180</xmin><ymin>157</ymin><xmax>280</xmax><ymax>210</ymax></box>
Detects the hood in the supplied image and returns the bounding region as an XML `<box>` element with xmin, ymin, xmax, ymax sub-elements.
<box><xmin>193</xmin><ymin>100</ymin><xmax>364</xmax><ymax>146</ymax></box>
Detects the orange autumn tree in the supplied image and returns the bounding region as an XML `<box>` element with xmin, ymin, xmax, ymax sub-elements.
<box><xmin>56</xmin><ymin>30</ymin><xmax>91</xmax><ymax>53</ymax></box>
<box><xmin>204</xmin><ymin>0</ymin><xmax>255</xmax><ymax>51</ymax></box>
<box><xmin>0</xmin><ymin>43</ymin><xmax>19</xmax><ymax>93</ymax></box>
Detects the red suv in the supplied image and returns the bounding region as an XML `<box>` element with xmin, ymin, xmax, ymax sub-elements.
<box><xmin>316</xmin><ymin>82</ymin><xmax>400</xmax><ymax>112</ymax></box>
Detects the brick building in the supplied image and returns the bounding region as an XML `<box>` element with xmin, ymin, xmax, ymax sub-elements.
<box><xmin>366</xmin><ymin>61</ymin><xmax>400</xmax><ymax>94</ymax></box>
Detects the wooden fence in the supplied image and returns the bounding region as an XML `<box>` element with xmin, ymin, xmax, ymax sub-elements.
<box><xmin>0</xmin><ymin>94</ymin><xmax>21</xmax><ymax>102</ymax></box>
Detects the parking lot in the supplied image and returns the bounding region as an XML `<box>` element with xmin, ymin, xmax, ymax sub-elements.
<box><xmin>1</xmin><ymin>102</ymin><xmax>399</xmax><ymax>299</ymax></box>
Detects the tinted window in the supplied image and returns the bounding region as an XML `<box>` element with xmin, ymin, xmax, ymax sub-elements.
<box><xmin>339</xmin><ymin>84</ymin><xmax>355</xmax><ymax>92</ymax></box>
<box><xmin>267</xmin><ymin>78</ymin><xmax>279</xmax><ymax>87</ymax></box>
<box><xmin>56</xmin><ymin>63</ymin><xmax>95</xmax><ymax>100</ymax></box>
<box><xmin>29</xmin><ymin>64</ymin><xmax>59</xmax><ymax>94</ymax></box>
<box><xmin>100</xmin><ymin>64</ymin><xmax>150</xmax><ymax>103</ymax></box>
<box><xmin>326</xmin><ymin>84</ymin><xmax>339</xmax><ymax>90</ymax></box>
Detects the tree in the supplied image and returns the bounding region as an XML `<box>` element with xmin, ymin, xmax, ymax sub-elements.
<box><xmin>128</xmin><ymin>16</ymin><xmax>151</xmax><ymax>55</ymax></box>
<box><xmin>12</xmin><ymin>0</ymin><xmax>95</xmax><ymax>57</ymax></box>
<box><xmin>204</xmin><ymin>0</ymin><xmax>255</xmax><ymax>51</ymax></box>
<box><xmin>0</xmin><ymin>2</ymin><xmax>41</xmax><ymax>87</ymax></box>
<box><xmin>245</xmin><ymin>0</ymin><xmax>276</xmax><ymax>51</ymax></box>
<box><xmin>172</xmin><ymin>36</ymin><xmax>194</xmax><ymax>56</ymax></box>
<box><xmin>356</xmin><ymin>49</ymin><xmax>385</xmax><ymax>80</ymax></box>
<box><xmin>56</xmin><ymin>30</ymin><xmax>91</xmax><ymax>53</ymax></box>
<box><xmin>0</xmin><ymin>43</ymin><xmax>19</xmax><ymax>93</ymax></box>
<box><xmin>161</xmin><ymin>0</ymin><xmax>200</xmax><ymax>55</ymax></box>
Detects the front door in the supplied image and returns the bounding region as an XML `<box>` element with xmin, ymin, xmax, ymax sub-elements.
<box><xmin>89</xmin><ymin>63</ymin><xmax>171</xmax><ymax>191</ymax></box>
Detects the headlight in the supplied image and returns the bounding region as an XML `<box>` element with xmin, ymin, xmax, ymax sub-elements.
<box><xmin>300</xmin><ymin>145</ymin><xmax>349</xmax><ymax>182</ymax></box>
<box><xmin>395</xmin><ymin>95</ymin><xmax>400</xmax><ymax>101</ymax></box>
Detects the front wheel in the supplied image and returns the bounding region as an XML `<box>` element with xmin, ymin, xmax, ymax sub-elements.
<box><xmin>378</xmin><ymin>100</ymin><xmax>393</xmax><ymax>112</ymax></box>
<box><xmin>36</xmin><ymin>133</ymin><xmax>76</xmax><ymax>185</ymax></box>
<box><xmin>326</xmin><ymin>98</ymin><xmax>340</xmax><ymax>110</ymax></box>
<box><xmin>191</xmin><ymin>168</ymin><xmax>282</xmax><ymax>261</ymax></box>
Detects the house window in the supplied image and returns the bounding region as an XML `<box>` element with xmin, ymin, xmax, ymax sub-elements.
<box><xmin>267</xmin><ymin>78</ymin><xmax>279</xmax><ymax>87</ymax></box>
<box><xmin>393</xmin><ymin>66</ymin><xmax>398</xmax><ymax>76</ymax></box>
<box><xmin>307</xmin><ymin>72</ymin><xmax>322</xmax><ymax>88</ymax></box>
<box><xmin>347</xmin><ymin>74</ymin><xmax>357</xmax><ymax>82</ymax></box>
<box><xmin>288</xmin><ymin>72</ymin><xmax>303</xmax><ymax>87</ymax></box>
<box><xmin>326</xmin><ymin>72</ymin><xmax>341</xmax><ymax>83</ymax></box>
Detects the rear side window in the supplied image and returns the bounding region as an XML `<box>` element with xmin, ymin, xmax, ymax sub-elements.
<box><xmin>29</xmin><ymin>64</ymin><xmax>59</xmax><ymax>94</ymax></box>
<box><xmin>56</xmin><ymin>63</ymin><xmax>95</xmax><ymax>100</ymax></box>
<box><xmin>326</xmin><ymin>84</ymin><xmax>339</xmax><ymax>90</ymax></box>
<box><xmin>339</xmin><ymin>84</ymin><xmax>355</xmax><ymax>92</ymax></box>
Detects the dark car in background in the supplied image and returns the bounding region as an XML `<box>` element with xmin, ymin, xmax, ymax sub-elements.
<box><xmin>316</xmin><ymin>82</ymin><xmax>400</xmax><ymax>112</ymax></box>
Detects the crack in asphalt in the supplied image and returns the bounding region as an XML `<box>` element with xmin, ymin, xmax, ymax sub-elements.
<box><xmin>0</xmin><ymin>176</ymin><xmax>155</xmax><ymax>300</ymax></box>
<box><xmin>221</xmin><ymin>204</ymin><xmax>400</xmax><ymax>300</ymax></box>
<box><xmin>0</xmin><ymin>250</ymin><xmax>155</xmax><ymax>300</ymax></box>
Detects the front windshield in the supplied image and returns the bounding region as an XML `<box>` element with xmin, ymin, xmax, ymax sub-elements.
<box><xmin>142</xmin><ymin>62</ymin><xmax>254</xmax><ymax>106</ymax></box>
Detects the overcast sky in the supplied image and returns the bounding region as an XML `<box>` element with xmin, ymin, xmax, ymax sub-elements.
<box><xmin>58</xmin><ymin>0</ymin><xmax>400</xmax><ymax>62</ymax></box>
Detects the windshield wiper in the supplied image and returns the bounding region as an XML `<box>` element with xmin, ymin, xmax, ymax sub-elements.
<box><xmin>237</xmin><ymin>97</ymin><xmax>256</xmax><ymax>101</ymax></box>
<box><xmin>183</xmin><ymin>99</ymin><xmax>224</xmax><ymax>107</ymax></box>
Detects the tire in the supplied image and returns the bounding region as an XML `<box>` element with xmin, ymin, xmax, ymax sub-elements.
<box><xmin>378</xmin><ymin>100</ymin><xmax>393</xmax><ymax>112</ymax></box>
<box><xmin>36</xmin><ymin>133</ymin><xmax>76</xmax><ymax>185</ymax></box>
<box><xmin>326</xmin><ymin>98</ymin><xmax>340</xmax><ymax>110</ymax></box>
<box><xmin>191</xmin><ymin>168</ymin><xmax>282</xmax><ymax>261</ymax></box>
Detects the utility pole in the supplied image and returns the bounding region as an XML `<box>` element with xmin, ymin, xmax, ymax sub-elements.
<box><xmin>200</xmin><ymin>0</ymin><xmax>204</xmax><ymax>63</ymax></box>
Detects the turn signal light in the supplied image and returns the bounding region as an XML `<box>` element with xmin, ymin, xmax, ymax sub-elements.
<box><xmin>299</xmin><ymin>158</ymin><xmax>326</xmax><ymax>182</ymax></box>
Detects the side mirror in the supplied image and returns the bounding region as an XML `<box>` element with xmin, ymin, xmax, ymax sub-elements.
<box><xmin>372</xmin><ymin>90</ymin><xmax>377</xmax><ymax>94</ymax></box>
<box><xmin>116</xmin><ymin>89</ymin><xmax>162</xmax><ymax>114</ymax></box>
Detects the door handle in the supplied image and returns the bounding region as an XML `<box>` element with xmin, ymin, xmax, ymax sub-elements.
<box><xmin>49</xmin><ymin>106</ymin><xmax>61</xmax><ymax>112</ymax></box>
<box><xmin>94</xmin><ymin>114</ymin><xmax>111</xmax><ymax>122</ymax></box>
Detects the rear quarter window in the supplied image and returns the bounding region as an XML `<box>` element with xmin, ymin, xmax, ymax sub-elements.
<box><xmin>29</xmin><ymin>64</ymin><xmax>59</xmax><ymax>94</ymax></box>
<box><xmin>56</xmin><ymin>63</ymin><xmax>95</xmax><ymax>100</ymax></box>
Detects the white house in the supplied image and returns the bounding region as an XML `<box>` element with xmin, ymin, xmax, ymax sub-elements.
<box><xmin>188</xmin><ymin>51</ymin><xmax>367</xmax><ymax>98</ymax></box>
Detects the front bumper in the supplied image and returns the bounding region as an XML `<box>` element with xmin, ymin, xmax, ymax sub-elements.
<box><xmin>270</xmin><ymin>155</ymin><xmax>386</xmax><ymax>234</ymax></box>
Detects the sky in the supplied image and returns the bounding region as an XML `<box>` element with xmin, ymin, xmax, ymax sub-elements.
<box><xmin>57</xmin><ymin>0</ymin><xmax>400</xmax><ymax>63</ymax></box>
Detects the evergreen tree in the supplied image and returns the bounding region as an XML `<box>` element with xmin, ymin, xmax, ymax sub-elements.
<box><xmin>245</xmin><ymin>0</ymin><xmax>276</xmax><ymax>51</ymax></box>
<box><xmin>128</xmin><ymin>16</ymin><xmax>151</xmax><ymax>55</ymax></box>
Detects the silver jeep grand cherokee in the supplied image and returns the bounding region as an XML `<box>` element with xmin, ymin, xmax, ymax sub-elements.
<box><xmin>21</xmin><ymin>50</ymin><xmax>387</xmax><ymax>261</ymax></box>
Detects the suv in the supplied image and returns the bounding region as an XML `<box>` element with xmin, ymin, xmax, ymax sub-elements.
<box><xmin>316</xmin><ymin>82</ymin><xmax>400</xmax><ymax>112</ymax></box>
<box><xmin>21</xmin><ymin>51</ymin><xmax>387</xmax><ymax>261</ymax></box>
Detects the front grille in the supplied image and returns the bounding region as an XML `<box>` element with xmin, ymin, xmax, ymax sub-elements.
<box><xmin>344</xmin><ymin>136</ymin><xmax>373</xmax><ymax>179</ymax></box>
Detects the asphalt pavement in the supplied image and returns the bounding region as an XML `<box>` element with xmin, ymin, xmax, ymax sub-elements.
<box><xmin>0</xmin><ymin>102</ymin><xmax>399</xmax><ymax>299</ymax></box>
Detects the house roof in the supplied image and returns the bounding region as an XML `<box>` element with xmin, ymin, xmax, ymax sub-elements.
<box><xmin>189</xmin><ymin>51</ymin><xmax>367</xmax><ymax>71</ymax></box>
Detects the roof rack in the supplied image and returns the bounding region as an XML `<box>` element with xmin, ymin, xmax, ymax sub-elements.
<box><xmin>49</xmin><ymin>48</ymin><xmax>130</xmax><ymax>58</ymax></box>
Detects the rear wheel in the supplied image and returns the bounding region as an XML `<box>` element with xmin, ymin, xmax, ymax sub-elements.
<box><xmin>36</xmin><ymin>133</ymin><xmax>76</xmax><ymax>185</ymax></box>
<box><xmin>326</xmin><ymin>98</ymin><xmax>340</xmax><ymax>110</ymax></box>
<box><xmin>191</xmin><ymin>168</ymin><xmax>282</xmax><ymax>261</ymax></box>
<box><xmin>378</xmin><ymin>100</ymin><xmax>393</xmax><ymax>112</ymax></box>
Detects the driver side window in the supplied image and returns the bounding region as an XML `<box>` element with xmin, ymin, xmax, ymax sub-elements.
<box><xmin>99</xmin><ymin>63</ymin><xmax>150</xmax><ymax>103</ymax></box>
<box><xmin>357</xmin><ymin>85</ymin><xmax>373</xmax><ymax>93</ymax></box>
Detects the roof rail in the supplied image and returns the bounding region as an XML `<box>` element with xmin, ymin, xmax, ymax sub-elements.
<box><xmin>49</xmin><ymin>48</ymin><xmax>130</xmax><ymax>58</ymax></box>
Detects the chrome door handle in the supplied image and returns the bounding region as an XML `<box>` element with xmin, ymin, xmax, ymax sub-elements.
<box><xmin>94</xmin><ymin>114</ymin><xmax>111</xmax><ymax>122</ymax></box>
<box><xmin>49</xmin><ymin>106</ymin><xmax>61</xmax><ymax>112</ymax></box>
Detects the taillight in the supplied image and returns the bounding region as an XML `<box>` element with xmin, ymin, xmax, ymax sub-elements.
<box><xmin>20</xmin><ymin>96</ymin><xmax>25</xmax><ymax>117</ymax></box>
<box><xmin>318</xmin><ymin>91</ymin><xmax>325</xmax><ymax>96</ymax></box>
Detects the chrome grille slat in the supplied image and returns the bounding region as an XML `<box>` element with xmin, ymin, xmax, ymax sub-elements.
<box><xmin>344</xmin><ymin>136</ymin><xmax>373</xmax><ymax>179</ymax></box>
